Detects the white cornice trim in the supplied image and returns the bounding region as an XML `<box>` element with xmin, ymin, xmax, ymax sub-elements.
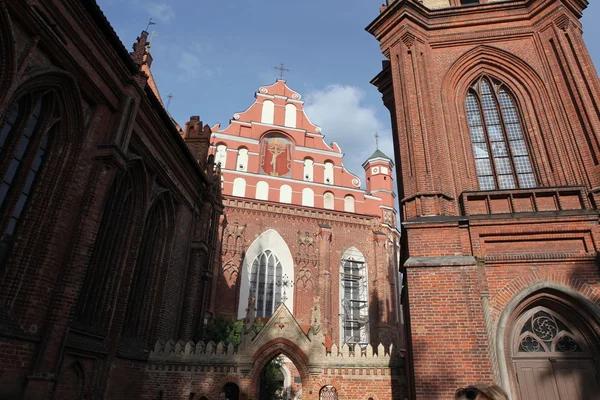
<box><xmin>365</xmin><ymin>195</ymin><xmax>382</xmax><ymax>201</ymax></box>
<box><xmin>256</xmin><ymin>93</ymin><xmax>275</xmax><ymax>100</ymax></box>
<box><xmin>212</xmin><ymin>133</ymin><xmax>259</xmax><ymax>145</ymax></box>
<box><xmin>231</xmin><ymin>120</ymin><xmax>252</xmax><ymax>127</ymax></box>
<box><xmin>295</xmin><ymin>145</ymin><xmax>343</xmax><ymax>158</ymax></box>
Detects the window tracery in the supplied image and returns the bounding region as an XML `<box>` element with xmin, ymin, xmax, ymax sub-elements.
<box><xmin>465</xmin><ymin>76</ymin><xmax>535</xmax><ymax>190</ymax></box>
<box><xmin>517</xmin><ymin>307</ymin><xmax>587</xmax><ymax>354</ymax></box>
<box><xmin>0</xmin><ymin>91</ymin><xmax>58</xmax><ymax>267</ymax></box>
<box><xmin>249</xmin><ymin>249</ymin><xmax>283</xmax><ymax>318</ymax></box>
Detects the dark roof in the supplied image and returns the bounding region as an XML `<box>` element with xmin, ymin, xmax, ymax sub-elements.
<box><xmin>81</xmin><ymin>0</ymin><xmax>139</xmax><ymax>74</ymax></box>
<box><xmin>368</xmin><ymin>149</ymin><xmax>392</xmax><ymax>161</ymax></box>
<box><xmin>362</xmin><ymin>149</ymin><xmax>394</xmax><ymax>169</ymax></box>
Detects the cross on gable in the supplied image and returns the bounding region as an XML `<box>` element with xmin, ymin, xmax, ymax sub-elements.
<box><xmin>274</xmin><ymin>63</ymin><xmax>290</xmax><ymax>80</ymax></box>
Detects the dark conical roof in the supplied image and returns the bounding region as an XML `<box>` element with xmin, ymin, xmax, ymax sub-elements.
<box><xmin>368</xmin><ymin>149</ymin><xmax>392</xmax><ymax>161</ymax></box>
<box><xmin>362</xmin><ymin>148</ymin><xmax>394</xmax><ymax>168</ymax></box>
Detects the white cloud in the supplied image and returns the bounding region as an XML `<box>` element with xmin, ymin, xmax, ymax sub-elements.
<box><xmin>304</xmin><ymin>85</ymin><xmax>394</xmax><ymax>181</ymax></box>
<box><xmin>177</xmin><ymin>51</ymin><xmax>222</xmax><ymax>80</ymax></box>
<box><xmin>144</xmin><ymin>2</ymin><xmax>175</xmax><ymax>23</ymax></box>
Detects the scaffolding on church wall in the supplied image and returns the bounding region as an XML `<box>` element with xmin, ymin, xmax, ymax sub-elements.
<box><xmin>340</xmin><ymin>249</ymin><xmax>369</xmax><ymax>346</ymax></box>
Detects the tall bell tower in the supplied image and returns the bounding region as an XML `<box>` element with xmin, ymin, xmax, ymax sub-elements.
<box><xmin>368</xmin><ymin>1</ymin><xmax>600</xmax><ymax>400</ymax></box>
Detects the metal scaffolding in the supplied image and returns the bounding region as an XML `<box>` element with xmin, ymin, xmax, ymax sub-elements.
<box><xmin>340</xmin><ymin>252</ymin><xmax>369</xmax><ymax>345</ymax></box>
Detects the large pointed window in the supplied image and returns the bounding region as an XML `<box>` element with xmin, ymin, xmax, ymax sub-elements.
<box><xmin>0</xmin><ymin>92</ymin><xmax>58</xmax><ymax>267</ymax></box>
<box><xmin>249</xmin><ymin>250</ymin><xmax>283</xmax><ymax>318</ymax></box>
<box><xmin>466</xmin><ymin>77</ymin><xmax>536</xmax><ymax>190</ymax></box>
<box><xmin>340</xmin><ymin>248</ymin><xmax>369</xmax><ymax>345</ymax></box>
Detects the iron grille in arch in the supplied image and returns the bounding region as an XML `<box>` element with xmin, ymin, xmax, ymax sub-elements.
<box><xmin>319</xmin><ymin>385</ymin><xmax>338</xmax><ymax>400</ymax></box>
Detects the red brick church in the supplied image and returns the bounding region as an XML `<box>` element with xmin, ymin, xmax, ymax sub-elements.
<box><xmin>167</xmin><ymin>79</ymin><xmax>405</xmax><ymax>400</ymax></box>
<box><xmin>1</xmin><ymin>0</ymin><xmax>600</xmax><ymax>399</ymax></box>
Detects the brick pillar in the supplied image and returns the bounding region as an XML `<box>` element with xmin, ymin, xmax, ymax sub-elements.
<box><xmin>318</xmin><ymin>224</ymin><xmax>332</xmax><ymax>337</ymax></box>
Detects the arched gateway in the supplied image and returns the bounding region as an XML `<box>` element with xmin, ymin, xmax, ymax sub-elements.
<box><xmin>148</xmin><ymin>298</ymin><xmax>404</xmax><ymax>399</ymax></box>
<box><xmin>503</xmin><ymin>290</ymin><xmax>600</xmax><ymax>400</ymax></box>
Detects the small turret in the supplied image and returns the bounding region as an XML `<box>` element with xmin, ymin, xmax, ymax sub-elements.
<box><xmin>363</xmin><ymin>149</ymin><xmax>396</xmax><ymax>224</ymax></box>
<box><xmin>363</xmin><ymin>149</ymin><xmax>394</xmax><ymax>195</ymax></box>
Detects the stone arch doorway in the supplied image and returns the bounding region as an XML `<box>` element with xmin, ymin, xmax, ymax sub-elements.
<box><xmin>257</xmin><ymin>353</ymin><xmax>302</xmax><ymax>400</ymax></box>
<box><xmin>506</xmin><ymin>291</ymin><xmax>600</xmax><ymax>400</ymax></box>
<box><xmin>251</xmin><ymin>338</ymin><xmax>309</xmax><ymax>400</ymax></box>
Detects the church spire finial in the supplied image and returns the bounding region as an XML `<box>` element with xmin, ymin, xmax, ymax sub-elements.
<box><xmin>145</xmin><ymin>18</ymin><xmax>156</xmax><ymax>32</ymax></box>
<box><xmin>374</xmin><ymin>132</ymin><xmax>380</xmax><ymax>150</ymax></box>
<box><xmin>274</xmin><ymin>63</ymin><xmax>290</xmax><ymax>80</ymax></box>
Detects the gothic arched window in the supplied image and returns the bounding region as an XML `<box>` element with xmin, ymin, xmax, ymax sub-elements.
<box><xmin>0</xmin><ymin>91</ymin><xmax>58</xmax><ymax>267</ymax></box>
<box><xmin>76</xmin><ymin>168</ymin><xmax>136</xmax><ymax>331</ymax></box>
<box><xmin>249</xmin><ymin>250</ymin><xmax>283</xmax><ymax>318</ymax></box>
<box><xmin>465</xmin><ymin>77</ymin><xmax>536</xmax><ymax>191</ymax></box>
<box><xmin>340</xmin><ymin>248</ymin><xmax>369</xmax><ymax>345</ymax></box>
<box><xmin>122</xmin><ymin>193</ymin><xmax>170</xmax><ymax>343</ymax></box>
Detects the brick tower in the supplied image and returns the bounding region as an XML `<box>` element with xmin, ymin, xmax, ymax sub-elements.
<box><xmin>368</xmin><ymin>1</ymin><xmax>600</xmax><ymax>400</ymax></box>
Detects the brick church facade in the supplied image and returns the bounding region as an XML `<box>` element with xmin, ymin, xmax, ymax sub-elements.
<box><xmin>368</xmin><ymin>0</ymin><xmax>600</xmax><ymax>399</ymax></box>
<box><xmin>160</xmin><ymin>80</ymin><xmax>406</xmax><ymax>399</ymax></box>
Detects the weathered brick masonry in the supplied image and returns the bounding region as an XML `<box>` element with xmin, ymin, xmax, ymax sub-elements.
<box><xmin>369</xmin><ymin>0</ymin><xmax>600</xmax><ymax>399</ymax></box>
<box><xmin>0</xmin><ymin>0</ymin><xmax>222</xmax><ymax>398</ymax></box>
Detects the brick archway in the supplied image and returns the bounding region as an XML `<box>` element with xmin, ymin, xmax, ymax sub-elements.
<box><xmin>251</xmin><ymin>337</ymin><xmax>310</xmax><ymax>380</ymax></box>
<box><xmin>250</xmin><ymin>337</ymin><xmax>310</xmax><ymax>400</ymax></box>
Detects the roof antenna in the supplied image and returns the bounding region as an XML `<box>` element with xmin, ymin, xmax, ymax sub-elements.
<box><xmin>374</xmin><ymin>132</ymin><xmax>380</xmax><ymax>150</ymax></box>
<box><xmin>166</xmin><ymin>93</ymin><xmax>173</xmax><ymax>111</ymax></box>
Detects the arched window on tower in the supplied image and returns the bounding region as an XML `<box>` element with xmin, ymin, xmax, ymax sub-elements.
<box><xmin>302</xmin><ymin>187</ymin><xmax>314</xmax><ymax>207</ymax></box>
<box><xmin>215</xmin><ymin>144</ymin><xmax>227</xmax><ymax>168</ymax></box>
<box><xmin>249</xmin><ymin>250</ymin><xmax>283</xmax><ymax>318</ymax></box>
<box><xmin>236</xmin><ymin>148</ymin><xmax>248</xmax><ymax>171</ymax></box>
<box><xmin>284</xmin><ymin>104</ymin><xmax>297</xmax><ymax>128</ymax></box>
<box><xmin>303</xmin><ymin>158</ymin><xmax>314</xmax><ymax>182</ymax></box>
<box><xmin>340</xmin><ymin>248</ymin><xmax>369</xmax><ymax>345</ymax></box>
<box><xmin>324</xmin><ymin>161</ymin><xmax>334</xmax><ymax>185</ymax></box>
<box><xmin>465</xmin><ymin>76</ymin><xmax>536</xmax><ymax>191</ymax></box>
<box><xmin>261</xmin><ymin>100</ymin><xmax>274</xmax><ymax>124</ymax></box>
<box><xmin>0</xmin><ymin>91</ymin><xmax>58</xmax><ymax>267</ymax></box>
<box><xmin>232</xmin><ymin>177</ymin><xmax>246</xmax><ymax>197</ymax></box>
<box><xmin>255</xmin><ymin>180</ymin><xmax>269</xmax><ymax>201</ymax></box>
<box><xmin>323</xmin><ymin>191</ymin><xmax>334</xmax><ymax>210</ymax></box>
<box><xmin>344</xmin><ymin>195</ymin><xmax>355</xmax><ymax>212</ymax></box>
<box><xmin>279</xmin><ymin>184</ymin><xmax>292</xmax><ymax>204</ymax></box>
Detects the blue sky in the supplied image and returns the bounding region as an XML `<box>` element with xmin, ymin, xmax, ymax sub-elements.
<box><xmin>97</xmin><ymin>0</ymin><xmax>600</xmax><ymax>181</ymax></box>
